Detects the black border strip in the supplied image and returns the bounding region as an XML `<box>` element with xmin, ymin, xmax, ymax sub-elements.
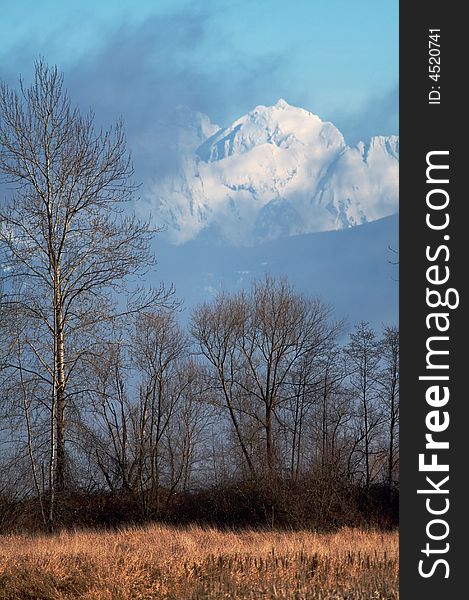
<box><xmin>400</xmin><ymin>3</ymin><xmax>465</xmax><ymax>596</ymax></box>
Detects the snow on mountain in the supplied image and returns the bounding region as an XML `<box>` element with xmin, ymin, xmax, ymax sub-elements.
<box><xmin>145</xmin><ymin>99</ymin><xmax>398</xmax><ymax>246</ymax></box>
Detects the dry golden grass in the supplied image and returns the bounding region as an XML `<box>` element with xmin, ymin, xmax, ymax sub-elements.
<box><xmin>0</xmin><ymin>524</ymin><xmax>398</xmax><ymax>599</ymax></box>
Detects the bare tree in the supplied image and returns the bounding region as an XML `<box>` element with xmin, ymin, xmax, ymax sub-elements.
<box><xmin>345</xmin><ymin>322</ymin><xmax>382</xmax><ymax>491</ymax></box>
<box><xmin>192</xmin><ymin>276</ymin><xmax>340</xmax><ymax>480</ymax></box>
<box><xmin>281</xmin><ymin>339</ymin><xmax>347</xmax><ymax>480</ymax></box>
<box><xmin>378</xmin><ymin>326</ymin><xmax>399</xmax><ymax>501</ymax></box>
<box><xmin>191</xmin><ymin>292</ymin><xmax>257</xmax><ymax>478</ymax></box>
<box><xmin>0</xmin><ymin>61</ymin><xmax>169</xmax><ymax>530</ymax></box>
<box><xmin>82</xmin><ymin>310</ymin><xmax>205</xmax><ymax>517</ymax></box>
<box><xmin>83</xmin><ymin>335</ymin><xmax>134</xmax><ymax>493</ymax></box>
<box><xmin>131</xmin><ymin>311</ymin><xmax>188</xmax><ymax>515</ymax></box>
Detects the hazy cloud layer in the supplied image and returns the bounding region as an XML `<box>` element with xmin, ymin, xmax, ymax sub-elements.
<box><xmin>333</xmin><ymin>86</ymin><xmax>399</xmax><ymax>146</ymax></box>
<box><xmin>62</xmin><ymin>8</ymin><xmax>287</xmax><ymax>186</ymax></box>
<box><xmin>1</xmin><ymin>4</ymin><xmax>397</xmax><ymax>192</ymax></box>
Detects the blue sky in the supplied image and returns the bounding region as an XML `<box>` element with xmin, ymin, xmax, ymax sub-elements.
<box><xmin>1</xmin><ymin>0</ymin><xmax>398</xmax><ymax>136</ymax></box>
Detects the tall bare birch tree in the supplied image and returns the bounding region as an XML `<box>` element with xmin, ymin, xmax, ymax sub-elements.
<box><xmin>0</xmin><ymin>61</ymin><xmax>167</xmax><ymax>530</ymax></box>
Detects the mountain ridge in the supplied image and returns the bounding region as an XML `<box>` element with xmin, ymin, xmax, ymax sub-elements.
<box><xmin>144</xmin><ymin>99</ymin><xmax>398</xmax><ymax>246</ymax></box>
<box><xmin>152</xmin><ymin>214</ymin><xmax>399</xmax><ymax>329</ymax></box>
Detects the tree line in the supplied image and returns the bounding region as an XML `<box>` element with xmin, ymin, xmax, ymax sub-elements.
<box><xmin>0</xmin><ymin>62</ymin><xmax>398</xmax><ymax>532</ymax></box>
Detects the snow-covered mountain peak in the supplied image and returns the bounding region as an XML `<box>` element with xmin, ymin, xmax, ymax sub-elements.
<box><xmin>274</xmin><ymin>98</ymin><xmax>290</xmax><ymax>109</ymax></box>
<box><xmin>146</xmin><ymin>101</ymin><xmax>398</xmax><ymax>246</ymax></box>
<box><xmin>197</xmin><ymin>99</ymin><xmax>344</xmax><ymax>163</ymax></box>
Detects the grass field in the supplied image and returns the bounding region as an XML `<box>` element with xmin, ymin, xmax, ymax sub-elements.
<box><xmin>0</xmin><ymin>525</ymin><xmax>398</xmax><ymax>599</ymax></box>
